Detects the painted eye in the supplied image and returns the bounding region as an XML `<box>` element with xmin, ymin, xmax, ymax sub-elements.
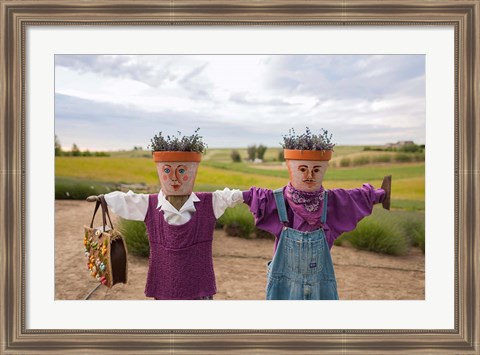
<box><xmin>299</xmin><ymin>167</ymin><xmax>307</xmax><ymax>172</ymax></box>
<box><xmin>178</xmin><ymin>168</ymin><xmax>186</xmax><ymax>174</ymax></box>
<box><xmin>164</xmin><ymin>168</ymin><xmax>171</xmax><ymax>174</ymax></box>
<box><xmin>313</xmin><ymin>168</ymin><xmax>320</xmax><ymax>173</ymax></box>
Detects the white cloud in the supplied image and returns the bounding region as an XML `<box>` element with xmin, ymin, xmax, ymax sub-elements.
<box><xmin>55</xmin><ymin>54</ymin><xmax>425</xmax><ymax>149</ymax></box>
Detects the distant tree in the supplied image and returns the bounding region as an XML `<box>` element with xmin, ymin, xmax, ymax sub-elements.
<box><xmin>230</xmin><ymin>150</ymin><xmax>242</xmax><ymax>162</ymax></box>
<box><xmin>278</xmin><ymin>150</ymin><xmax>285</xmax><ymax>162</ymax></box>
<box><xmin>71</xmin><ymin>143</ymin><xmax>81</xmax><ymax>156</ymax></box>
<box><xmin>246</xmin><ymin>145</ymin><xmax>257</xmax><ymax>161</ymax></box>
<box><xmin>55</xmin><ymin>135</ymin><xmax>62</xmax><ymax>156</ymax></box>
<box><xmin>256</xmin><ymin>145</ymin><xmax>267</xmax><ymax>160</ymax></box>
<box><xmin>83</xmin><ymin>150</ymin><xmax>92</xmax><ymax>157</ymax></box>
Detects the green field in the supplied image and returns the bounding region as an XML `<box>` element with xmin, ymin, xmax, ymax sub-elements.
<box><xmin>56</xmin><ymin>147</ymin><xmax>424</xmax><ymax>211</ymax></box>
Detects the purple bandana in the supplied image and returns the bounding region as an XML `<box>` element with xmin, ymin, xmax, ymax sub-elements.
<box><xmin>285</xmin><ymin>183</ymin><xmax>325</xmax><ymax>226</ymax></box>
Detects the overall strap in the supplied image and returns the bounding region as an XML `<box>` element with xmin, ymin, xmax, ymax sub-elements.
<box><xmin>273</xmin><ymin>188</ymin><xmax>289</xmax><ymax>226</ymax></box>
<box><xmin>321</xmin><ymin>190</ymin><xmax>329</xmax><ymax>224</ymax></box>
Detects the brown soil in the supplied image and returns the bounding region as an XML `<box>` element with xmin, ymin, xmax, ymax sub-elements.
<box><xmin>55</xmin><ymin>200</ymin><xmax>424</xmax><ymax>300</ymax></box>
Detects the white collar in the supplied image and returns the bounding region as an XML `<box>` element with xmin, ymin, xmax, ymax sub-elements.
<box><xmin>156</xmin><ymin>190</ymin><xmax>200</xmax><ymax>214</ymax></box>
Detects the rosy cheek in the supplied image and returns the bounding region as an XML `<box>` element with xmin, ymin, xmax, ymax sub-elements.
<box><xmin>182</xmin><ymin>175</ymin><xmax>189</xmax><ymax>181</ymax></box>
<box><xmin>162</xmin><ymin>175</ymin><xmax>168</xmax><ymax>181</ymax></box>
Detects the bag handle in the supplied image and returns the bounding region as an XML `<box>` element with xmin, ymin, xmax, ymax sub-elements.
<box><xmin>89</xmin><ymin>195</ymin><xmax>114</xmax><ymax>232</ymax></box>
<box><xmin>99</xmin><ymin>195</ymin><xmax>114</xmax><ymax>231</ymax></box>
<box><xmin>89</xmin><ymin>199</ymin><xmax>102</xmax><ymax>228</ymax></box>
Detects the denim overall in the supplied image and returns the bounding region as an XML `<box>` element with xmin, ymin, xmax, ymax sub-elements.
<box><xmin>265</xmin><ymin>189</ymin><xmax>339</xmax><ymax>300</ymax></box>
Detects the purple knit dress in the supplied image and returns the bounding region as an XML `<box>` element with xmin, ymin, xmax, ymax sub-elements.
<box><xmin>143</xmin><ymin>193</ymin><xmax>217</xmax><ymax>300</ymax></box>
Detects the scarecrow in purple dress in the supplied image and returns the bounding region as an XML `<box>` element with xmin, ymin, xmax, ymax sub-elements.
<box><xmin>242</xmin><ymin>128</ymin><xmax>392</xmax><ymax>300</ymax></box>
<box><xmin>88</xmin><ymin>130</ymin><xmax>243</xmax><ymax>300</ymax></box>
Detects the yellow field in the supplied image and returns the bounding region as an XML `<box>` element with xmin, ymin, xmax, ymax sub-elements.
<box><xmin>56</xmin><ymin>152</ymin><xmax>424</xmax><ymax>210</ymax></box>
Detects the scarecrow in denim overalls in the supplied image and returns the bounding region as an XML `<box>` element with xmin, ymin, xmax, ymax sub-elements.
<box><xmin>242</xmin><ymin>128</ymin><xmax>391</xmax><ymax>300</ymax></box>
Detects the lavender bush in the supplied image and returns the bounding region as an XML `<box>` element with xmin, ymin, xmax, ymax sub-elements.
<box><xmin>149</xmin><ymin>128</ymin><xmax>207</xmax><ymax>153</ymax></box>
<box><xmin>281</xmin><ymin>127</ymin><xmax>335</xmax><ymax>151</ymax></box>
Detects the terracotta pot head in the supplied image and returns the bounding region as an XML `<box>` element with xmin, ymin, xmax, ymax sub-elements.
<box><xmin>153</xmin><ymin>151</ymin><xmax>201</xmax><ymax>196</ymax></box>
<box><xmin>284</xmin><ymin>149</ymin><xmax>332</xmax><ymax>192</ymax></box>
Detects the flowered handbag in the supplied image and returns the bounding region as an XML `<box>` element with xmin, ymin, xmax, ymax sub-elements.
<box><xmin>83</xmin><ymin>195</ymin><xmax>128</xmax><ymax>288</ymax></box>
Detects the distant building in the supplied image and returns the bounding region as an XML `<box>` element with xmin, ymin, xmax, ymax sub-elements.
<box><xmin>398</xmin><ymin>140</ymin><xmax>415</xmax><ymax>146</ymax></box>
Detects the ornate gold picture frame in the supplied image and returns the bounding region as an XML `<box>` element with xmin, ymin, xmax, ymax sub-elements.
<box><xmin>1</xmin><ymin>0</ymin><xmax>478</xmax><ymax>353</ymax></box>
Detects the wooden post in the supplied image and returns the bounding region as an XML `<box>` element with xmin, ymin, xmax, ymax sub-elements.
<box><xmin>166</xmin><ymin>195</ymin><xmax>190</xmax><ymax>211</ymax></box>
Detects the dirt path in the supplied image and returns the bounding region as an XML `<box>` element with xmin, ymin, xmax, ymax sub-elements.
<box><xmin>55</xmin><ymin>200</ymin><xmax>424</xmax><ymax>300</ymax></box>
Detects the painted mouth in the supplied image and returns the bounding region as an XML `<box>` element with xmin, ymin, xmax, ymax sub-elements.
<box><xmin>303</xmin><ymin>180</ymin><xmax>316</xmax><ymax>184</ymax></box>
<box><xmin>171</xmin><ymin>184</ymin><xmax>181</xmax><ymax>191</ymax></box>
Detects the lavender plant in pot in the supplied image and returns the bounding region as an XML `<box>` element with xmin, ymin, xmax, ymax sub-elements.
<box><xmin>281</xmin><ymin>127</ymin><xmax>335</xmax><ymax>194</ymax></box>
<box><xmin>281</xmin><ymin>127</ymin><xmax>390</xmax><ymax>209</ymax></box>
<box><xmin>149</xmin><ymin>128</ymin><xmax>207</xmax><ymax>210</ymax></box>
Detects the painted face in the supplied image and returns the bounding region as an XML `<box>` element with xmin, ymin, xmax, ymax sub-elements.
<box><xmin>156</xmin><ymin>161</ymin><xmax>199</xmax><ymax>196</ymax></box>
<box><xmin>287</xmin><ymin>160</ymin><xmax>329</xmax><ymax>192</ymax></box>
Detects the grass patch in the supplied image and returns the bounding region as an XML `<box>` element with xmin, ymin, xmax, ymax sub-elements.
<box><xmin>217</xmin><ymin>204</ymin><xmax>256</xmax><ymax>238</ymax></box>
<box><xmin>335</xmin><ymin>217</ymin><xmax>409</xmax><ymax>255</ymax></box>
<box><xmin>118</xmin><ymin>219</ymin><xmax>150</xmax><ymax>257</ymax></box>
<box><xmin>57</xmin><ymin>156</ymin><xmax>424</xmax><ymax>183</ymax></box>
<box><xmin>203</xmin><ymin>160</ymin><xmax>424</xmax><ymax>182</ymax></box>
<box><xmin>352</xmin><ymin>155</ymin><xmax>371</xmax><ymax>166</ymax></box>
<box><xmin>325</xmin><ymin>164</ymin><xmax>424</xmax><ymax>181</ymax></box>
<box><xmin>389</xmin><ymin>176</ymin><xmax>425</xmax><ymax>201</ymax></box>
<box><xmin>371</xmin><ymin>154</ymin><xmax>393</xmax><ymax>163</ymax></box>
<box><xmin>390</xmin><ymin>199</ymin><xmax>425</xmax><ymax>211</ymax></box>
<box><xmin>414</xmin><ymin>152</ymin><xmax>425</xmax><ymax>162</ymax></box>
<box><xmin>56</xmin><ymin>157</ymin><xmax>159</xmax><ymax>185</ymax></box>
<box><xmin>200</xmin><ymin>161</ymin><xmax>288</xmax><ymax>180</ymax></box>
<box><xmin>395</xmin><ymin>153</ymin><xmax>412</xmax><ymax>162</ymax></box>
<box><xmin>340</xmin><ymin>158</ymin><xmax>351</xmax><ymax>167</ymax></box>
<box><xmin>400</xmin><ymin>212</ymin><xmax>425</xmax><ymax>253</ymax></box>
<box><xmin>55</xmin><ymin>177</ymin><xmax>116</xmax><ymax>200</ymax></box>
<box><xmin>334</xmin><ymin>207</ymin><xmax>425</xmax><ymax>255</ymax></box>
<box><xmin>55</xmin><ymin>154</ymin><xmax>425</xmax><ymax>212</ymax></box>
<box><xmin>217</xmin><ymin>204</ymin><xmax>274</xmax><ymax>240</ymax></box>
<box><xmin>115</xmin><ymin>204</ymin><xmax>424</xmax><ymax>258</ymax></box>
<box><xmin>196</xmin><ymin>165</ymin><xmax>288</xmax><ymax>190</ymax></box>
<box><xmin>220</xmin><ymin>205</ymin><xmax>424</xmax><ymax>255</ymax></box>
<box><xmin>329</xmin><ymin>145</ymin><xmax>366</xmax><ymax>157</ymax></box>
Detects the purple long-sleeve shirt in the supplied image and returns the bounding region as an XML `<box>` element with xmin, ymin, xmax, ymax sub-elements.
<box><xmin>243</xmin><ymin>184</ymin><xmax>385</xmax><ymax>250</ymax></box>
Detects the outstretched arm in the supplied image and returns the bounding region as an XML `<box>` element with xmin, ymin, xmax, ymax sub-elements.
<box><xmin>86</xmin><ymin>191</ymin><xmax>148</xmax><ymax>221</ymax></box>
<box><xmin>86</xmin><ymin>195</ymin><xmax>101</xmax><ymax>202</ymax></box>
<box><xmin>327</xmin><ymin>178</ymin><xmax>391</xmax><ymax>239</ymax></box>
<box><xmin>212</xmin><ymin>188</ymin><xmax>244</xmax><ymax>219</ymax></box>
<box><xmin>242</xmin><ymin>187</ymin><xmax>284</xmax><ymax>237</ymax></box>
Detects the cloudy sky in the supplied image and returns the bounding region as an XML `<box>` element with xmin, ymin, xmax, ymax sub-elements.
<box><xmin>55</xmin><ymin>54</ymin><xmax>425</xmax><ymax>151</ymax></box>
